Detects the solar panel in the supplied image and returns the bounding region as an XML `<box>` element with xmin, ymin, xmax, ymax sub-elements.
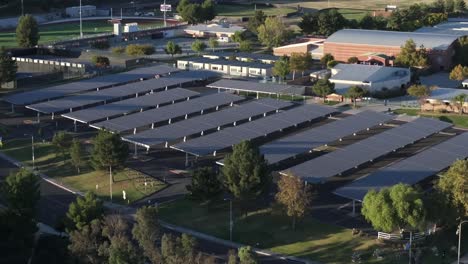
<box><xmin>171</xmin><ymin>104</ymin><xmax>336</xmax><ymax>156</ymax></box>
<box><xmin>122</xmin><ymin>98</ymin><xmax>292</xmax><ymax>148</ymax></box>
<box><xmin>207</xmin><ymin>79</ymin><xmax>305</xmax><ymax>94</ymax></box>
<box><xmin>4</xmin><ymin>65</ymin><xmax>179</xmax><ymax>105</ymax></box>
<box><xmin>334</xmin><ymin>132</ymin><xmax>468</xmax><ymax>201</ymax></box>
<box><xmin>283</xmin><ymin>117</ymin><xmax>451</xmax><ymax>183</ymax></box>
<box><xmin>259</xmin><ymin>110</ymin><xmax>393</xmax><ymax>164</ymax></box>
<box><xmin>61</xmin><ymin>88</ymin><xmax>199</xmax><ymax>123</ymax></box>
<box><xmin>90</xmin><ymin>92</ymin><xmax>244</xmax><ymax>133</ymax></box>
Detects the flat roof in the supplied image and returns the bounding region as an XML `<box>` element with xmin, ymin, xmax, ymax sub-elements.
<box><xmin>170</xmin><ymin>104</ymin><xmax>335</xmax><ymax>156</ymax></box>
<box><xmin>283</xmin><ymin>117</ymin><xmax>451</xmax><ymax>183</ymax></box>
<box><xmin>122</xmin><ymin>98</ymin><xmax>292</xmax><ymax>148</ymax></box>
<box><xmin>185</xmin><ymin>23</ymin><xmax>245</xmax><ymax>34</ymax></box>
<box><xmin>206</xmin><ymin>79</ymin><xmax>305</xmax><ymax>95</ymax></box>
<box><xmin>259</xmin><ymin>110</ymin><xmax>393</xmax><ymax>164</ymax></box>
<box><xmin>204</xmin><ymin>52</ymin><xmax>279</xmax><ymax>61</ymax></box>
<box><xmin>3</xmin><ymin>64</ymin><xmax>179</xmax><ymax>106</ymax></box>
<box><xmin>180</xmin><ymin>57</ymin><xmax>273</xmax><ymax>69</ymax></box>
<box><xmin>62</xmin><ymin>88</ymin><xmax>199</xmax><ymax>123</ymax></box>
<box><xmin>90</xmin><ymin>92</ymin><xmax>244</xmax><ymax>133</ymax></box>
<box><xmin>334</xmin><ymin>132</ymin><xmax>468</xmax><ymax>201</ymax></box>
<box><xmin>326</xmin><ymin>29</ymin><xmax>459</xmax><ymax>50</ymax></box>
<box><xmin>27</xmin><ymin>75</ymin><xmax>200</xmax><ymax>114</ymax></box>
<box><xmin>331</xmin><ymin>64</ymin><xmax>409</xmax><ymax>83</ymax></box>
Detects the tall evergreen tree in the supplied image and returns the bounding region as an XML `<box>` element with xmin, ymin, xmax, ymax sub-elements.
<box><xmin>52</xmin><ymin>131</ymin><xmax>72</xmax><ymax>161</ymax></box>
<box><xmin>65</xmin><ymin>192</ymin><xmax>104</xmax><ymax>232</ymax></box>
<box><xmin>132</xmin><ymin>206</ymin><xmax>162</xmax><ymax>264</ymax></box>
<box><xmin>186</xmin><ymin>167</ymin><xmax>221</xmax><ymax>201</ymax></box>
<box><xmin>272</xmin><ymin>56</ymin><xmax>290</xmax><ymax>81</ymax></box>
<box><xmin>247</xmin><ymin>10</ymin><xmax>266</xmax><ymax>34</ymax></box>
<box><xmin>70</xmin><ymin>138</ymin><xmax>85</xmax><ymax>173</ymax></box>
<box><xmin>16</xmin><ymin>15</ymin><xmax>40</xmax><ymax>47</ymax></box>
<box><xmin>0</xmin><ymin>47</ymin><xmax>17</xmax><ymax>86</ymax></box>
<box><xmin>312</xmin><ymin>78</ymin><xmax>335</xmax><ymax>102</ymax></box>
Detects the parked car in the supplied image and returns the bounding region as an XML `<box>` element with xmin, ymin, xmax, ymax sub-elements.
<box><xmin>134</xmin><ymin>11</ymin><xmax>142</xmax><ymax>16</ymax></box>
<box><xmin>145</xmin><ymin>12</ymin><xmax>155</xmax><ymax>16</ymax></box>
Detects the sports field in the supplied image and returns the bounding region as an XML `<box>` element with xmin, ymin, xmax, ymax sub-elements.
<box><xmin>0</xmin><ymin>20</ymin><xmax>163</xmax><ymax>48</ymax></box>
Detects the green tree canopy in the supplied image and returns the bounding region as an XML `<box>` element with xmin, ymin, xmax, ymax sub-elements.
<box><xmin>132</xmin><ymin>206</ymin><xmax>162</xmax><ymax>264</ymax></box>
<box><xmin>186</xmin><ymin>167</ymin><xmax>221</xmax><ymax>201</ymax></box>
<box><xmin>272</xmin><ymin>56</ymin><xmax>290</xmax><ymax>81</ymax></box>
<box><xmin>247</xmin><ymin>10</ymin><xmax>266</xmax><ymax>34</ymax></box>
<box><xmin>320</xmin><ymin>53</ymin><xmax>334</xmax><ymax>67</ymax></box>
<box><xmin>201</xmin><ymin>0</ymin><xmax>216</xmax><ymax>22</ymax></box>
<box><xmin>347</xmin><ymin>56</ymin><xmax>359</xmax><ymax>64</ymax></box>
<box><xmin>275</xmin><ymin>174</ymin><xmax>312</xmax><ymax>230</ymax></box>
<box><xmin>70</xmin><ymin>138</ymin><xmax>85</xmax><ymax>173</ymax></box>
<box><xmin>345</xmin><ymin>85</ymin><xmax>367</xmax><ymax>107</ymax></box>
<box><xmin>449</xmin><ymin>64</ymin><xmax>468</xmax><ymax>80</ymax></box>
<box><xmin>238</xmin><ymin>246</ymin><xmax>257</xmax><ymax>264</ymax></box>
<box><xmin>407</xmin><ymin>84</ymin><xmax>431</xmax><ymax>106</ymax></box>
<box><xmin>222</xmin><ymin>141</ymin><xmax>271</xmax><ymax>203</ymax></box>
<box><xmin>208</xmin><ymin>37</ymin><xmax>219</xmax><ymax>52</ymax></box>
<box><xmin>52</xmin><ymin>131</ymin><xmax>72</xmax><ymax>161</ymax></box>
<box><xmin>316</xmin><ymin>9</ymin><xmax>348</xmax><ymax>36</ymax></box>
<box><xmin>176</xmin><ymin>0</ymin><xmax>216</xmax><ymax>24</ymax></box>
<box><xmin>437</xmin><ymin>159</ymin><xmax>468</xmax><ymax>217</ymax></box>
<box><xmin>312</xmin><ymin>78</ymin><xmax>335</xmax><ymax>101</ymax></box>
<box><xmin>2</xmin><ymin>168</ymin><xmax>40</xmax><ymax>218</ymax></box>
<box><xmin>68</xmin><ymin>219</ymin><xmax>108</xmax><ymax>264</ymax></box>
<box><xmin>451</xmin><ymin>93</ymin><xmax>467</xmax><ymax>114</ymax></box>
<box><xmin>16</xmin><ymin>15</ymin><xmax>39</xmax><ymax>47</ymax></box>
<box><xmin>239</xmin><ymin>40</ymin><xmax>252</xmax><ymax>52</ymax></box>
<box><xmin>289</xmin><ymin>52</ymin><xmax>313</xmax><ymax>80</ymax></box>
<box><xmin>65</xmin><ymin>192</ymin><xmax>104</xmax><ymax>232</ymax></box>
<box><xmin>164</xmin><ymin>41</ymin><xmax>182</xmax><ymax>57</ymax></box>
<box><xmin>362</xmin><ymin>184</ymin><xmax>426</xmax><ymax>232</ymax></box>
<box><xmin>299</xmin><ymin>12</ymin><xmax>318</xmax><ymax>35</ymax></box>
<box><xmin>232</xmin><ymin>31</ymin><xmax>245</xmax><ymax>43</ymax></box>
<box><xmin>455</xmin><ymin>0</ymin><xmax>467</xmax><ymax>12</ymax></box>
<box><xmin>91</xmin><ymin>130</ymin><xmax>129</xmax><ymax>175</ymax></box>
<box><xmin>0</xmin><ymin>47</ymin><xmax>17</xmax><ymax>85</ymax></box>
<box><xmin>191</xmin><ymin>39</ymin><xmax>207</xmax><ymax>56</ymax></box>
<box><xmin>395</xmin><ymin>39</ymin><xmax>429</xmax><ymax>68</ymax></box>
<box><xmin>257</xmin><ymin>17</ymin><xmax>288</xmax><ymax>49</ymax></box>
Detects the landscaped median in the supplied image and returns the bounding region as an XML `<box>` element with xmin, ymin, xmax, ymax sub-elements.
<box><xmin>0</xmin><ymin>138</ymin><xmax>166</xmax><ymax>204</ymax></box>
<box><xmin>394</xmin><ymin>108</ymin><xmax>468</xmax><ymax>128</ymax></box>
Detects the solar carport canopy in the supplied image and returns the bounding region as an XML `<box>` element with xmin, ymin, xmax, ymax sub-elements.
<box><xmin>207</xmin><ymin>79</ymin><xmax>305</xmax><ymax>95</ymax></box>
<box><xmin>91</xmin><ymin>92</ymin><xmax>244</xmax><ymax>133</ymax></box>
<box><xmin>62</xmin><ymin>88</ymin><xmax>199</xmax><ymax>124</ymax></box>
<box><xmin>122</xmin><ymin>98</ymin><xmax>293</xmax><ymax>148</ymax></box>
<box><xmin>171</xmin><ymin>104</ymin><xmax>335</xmax><ymax>156</ymax></box>
<box><xmin>283</xmin><ymin>117</ymin><xmax>451</xmax><ymax>183</ymax></box>
<box><xmin>334</xmin><ymin>132</ymin><xmax>468</xmax><ymax>201</ymax></box>
<box><xmin>259</xmin><ymin>110</ymin><xmax>393</xmax><ymax>164</ymax></box>
<box><xmin>27</xmin><ymin>76</ymin><xmax>200</xmax><ymax>114</ymax></box>
<box><xmin>3</xmin><ymin>64</ymin><xmax>178</xmax><ymax>105</ymax></box>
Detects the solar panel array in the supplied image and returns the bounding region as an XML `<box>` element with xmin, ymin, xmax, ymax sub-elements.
<box><xmin>4</xmin><ymin>64</ymin><xmax>178</xmax><ymax>105</ymax></box>
<box><xmin>91</xmin><ymin>92</ymin><xmax>244</xmax><ymax>133</ymax></box>
<box><xmin>259</xmin><ymin>111</ymin><xmax>393</xmax><ymax>164</ymax></box>
<box><xmin>171</xmin><ymin>104</ymin><xmax>335</xmax><ymax>156</ymax></box>
<box><xmin>27</xmin><ymin>76</ymin><xmax>200</xmax><ymax>114</ymax></box>
<box><xmin>283</xmin><ymin>118</ymin><xmax>451</xmax><ymax>183</ymax></box>
<box><xmin>62</xmin><ymin>88</ymin><xmax>199</xmax><ymax>123</ymax></box>
<box><xmin>334</xmin><ymin>132</ymin><xmax>468</xmax><ymax>201</ymax></box>
<box><xmin>122</xmin><ymin>98</ymin><xmax>293</xmax><ymax>148</ymax></box>
<box><xmin>207</xmin><ymin>79</ymin><xmax>304</xmax><ymax>94</ymax></box>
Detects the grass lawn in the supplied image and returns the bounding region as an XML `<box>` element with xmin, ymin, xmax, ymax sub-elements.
<box><xmin>336</xmin><ymin>8</ymin><xmax>370</xmax><ymax>20</ymax></box>
<box><xmin>215</xmin><ymin>4</ymin><xmax>296</xmax><ymax>17</ymax></box>
<box><xmin>158</xmin><ymin>199</ymin><xmax>405</xmax><ymax>264</ymax></box>
<box><xmin>0</xmin><ymin>138</ymin><xmax>166</xmax><ymax>204</ymax></box>
<box><xmin>265</xmin><ymin>0</ymin><xmax>435</xmax><ymax>10</ymax></box>
<box><xmin>394</xmin><ymin>108</ymin><xmax>468</xmax><ymax>128</ymax></box>
<box><xmin>0</xmin><ymin>20</ymin><xmax>163</xmax><ymax>48</ymax></box>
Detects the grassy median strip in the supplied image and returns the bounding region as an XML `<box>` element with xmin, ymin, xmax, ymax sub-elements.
<box><xmin>0</xmin><ymin>138</ymin><xmax>166</xmax><ymax>204</ymax></box>
<box><xmin>394</xmin><ymin>108</ymin><xmax>468</xmax><ymax>128</ymax></box>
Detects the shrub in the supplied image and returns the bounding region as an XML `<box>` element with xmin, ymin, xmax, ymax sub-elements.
<box><xmin>111</xmin><ymin>46</ymin><xmax>125</xmax><ymax>54</ymax></box>
<box><xmin>90</xmin><ymin>40</ymin><xmax>110</xmax><ymax>49</ymax></box>
<box><xmin>91</xmin><ymin>56</ymin><xmax>110</xmax><ymax>67</ymax></box>
<box><xmin>347</xmin><ymin>56</ymin><xmax>359</xmax><ymax>64</ymax></box>
<box><xmin>125</xmin><ymin>44</ymin><xmax>155</xmax><ymax>56</ymax></box>
<box><xmin>327</xmin><ymin>60</ymin><xmax>339</xmax><ymax>69</ymax></box>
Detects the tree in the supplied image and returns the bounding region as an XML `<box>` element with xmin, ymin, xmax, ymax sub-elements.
<box><xmin>238</xmin><ymin>246</ymin><xmax>257</xmax><ymax>264</ymax></box>
<box><xmin>176</xmin><ymin>0</ymin><xmax>200</xmax><ymax>25</ymax></box>
<box><xmin>320</xmin><ymin>53</ymin><xmax>334</xmax><ymax>67</ymax></box>
<box><xmin>0</xmin><ymin>47</ymin><xmax>17</xmax><ymax>86</ymax></box>
<box><xmin>70</xmin><ymin>138</ymin><xmax>85</xmax><ymax>173</ymax></box>
<box><xmin>164</xmin><ymin>41</ymin><xmax>182</xmax><ymax>57</ymax></box>
<box><xmin>126</xmin><ymin>44</ymin><xmax>155</xmax><ymax>56</ymax></box>
<box><xmin>437</xmin><ymin>159</ymin><xmax>468</xmax><ymax>217</ymax></box>
<box><xmin>2</xmin><ymin>168</ymin><xmax>40</xmax><ymax>218</ymax></box>
<box><xmin>449</xmin><ymin>64</ymin><xmax>468</xmax><ymax>80</ymax></box>
<box><xmin>275</xmin><ymin>174</ymin><xmax>312</xmax><ymax>230</ymax></box>
<box><xmin>231</xmin><ymin>31</ymin><xmax>245</xmax><ymax>43</ymax></box>
<box><xmin>200</xmin><ymin>0</ymin><xmax>216</xmax><ymax>22</ymax></box>
<box><xmin>132</xmin><ymin>206</ymin><xmax>162</xmax><ymax>264</ymax></box>
<box><xmin>407</xmin><ymin>84</ymin><xmax>431</xmax><ymax>106</ymax></box>
<box><xmin>395</xmin><ymin>39</ymin><xmax>429</xmax><ymax>68</ymax></box>
<box><xmin>451</xmin><ymin>94</ymin><xmax>467</xmax><ymax>114</ymax></box>
<box><xmin>312</xmin><ymin>78</ymin><xmax>335</xmax><ymax>102</ymax></box>
<box><xmin>316</xmin><ymin>9</ymin><xmax>347</xmax><ymax>36</ymax></box>
<box><xmin>68</xmin><ymin>219</ymin><xmax>108</xmax><ymax>264</ymax></box>
<box><xmin>108</xmin><ymin>235</ymin><xmax>143</xmax><ymax>264</ymax></box>
<box><xmin>299</xmin><ymin>13</ymin><xmax>319</xmax><ymax>35</ymax></box>
<box><xmin>326</xmin><ymin>60</ymin><xmax>338</xmax><ymax>69</ymax></box>
<box><xmin>345</xmin><ymin>85</ymin><xmax>367</xmax><ymax>107</ymax></box>
<box><xmin>272</xmin><ymin>56</ymin><xmax>290</xmax><ymax>81</ymax></box>
<box><xmin>454</xmin><ymin>36</ymin><xmax>468</xmax><ymax>66</ymax></box>
<box><xmin>227</xmin><ymin>250</ymin><xmax>238</xmax><ymax>264</ymax></box>
<box><xmin>455</xmin><ymin>0</ymin><xmax>467</xmax><ymax>12</ymax></box>
<box><xmin>66</xmin><ymin>192</ymin><xmax>104</xmax><ymax>232</ymax></box>
<box><xmin>361</xmin><ymin>184</ymin><xmax>426</xmax><ymax>232</ymax></box>
<box><xmin>208</xmin><ymin>37</ymin><xmax>219</xmax><ymax>52</ymax></box>
<box><xmin>186</xmin><ymin>167</ymin><xmax>221</xmax><ymax>201</ymax></box>
<box><xmin>222</xmin><ymin>141</ymin><xmax>271</xmax><ymax>205</ymax></box>
<box><xmin>91</xmin><ymin>130</ymin><xmax>129</xmax><ymax>200</ymax></box>
<box><xmin>247</xmin><ymin>10</ymin><xmax>266</xmax><ymax>34</ymax></box>
<box><xmin>289</xmin><ymin>52</ymin><xmax>312</xmax><ymax>80</ymax></box>
<box><xmin>257</xmin><ymin>17</ymin><xmax>288</xmax><ymax>49</ymax></box>
<box><xmin>239</xmin><ymin>40</ymin><xmax>252</xmax><ymax>52</ymax></box>
<box><xmin>347</xmin><ymin>56</ymin><xmax>359</xmax><ymax>64</ymax></box>
<box><xmin>161</xmin><ymin>233</ymin><xmax>199</xmax><ymax>263</ymax></box>
<box><xmin>91</xmin><ymin>56</ymin><xmax>110</xmax><ymax>67</ymax></box>
<box><xmin>52</xmin><ymin>131</ymin><xmax>72</xmax><ymax>161</ymax></box>
<box><xmin>16</xmin><ymin>15</ymin><xmax>39</xmax><ymax>47</ymax></box>
<box><xmin>191</xmin><ymin>39</ymin><xmax>207</xmax><ymax>56</ymax></box>
<box><xmin>446</xmin><ymin>0</ymin><xmax>456</xmax><ymax>12</ymax></box>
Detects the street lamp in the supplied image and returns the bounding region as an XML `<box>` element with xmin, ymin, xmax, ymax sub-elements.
<box><xmin>457</xmin><ymin>220</ymin><xmax>468</xmax><ymax>264</ymax></box>
<box><xmin>79</xmin><ymin>0</ymin><xmax>83</xmax><ymax>38</ymax></box>
<box><xmin>224</xmin><ymin>195</ymin><xmax>233</xmax><ymax>241</ymax></box>
<box><xmin>24</xmin><ymin>133</ymin><xmax>35</xmax><ymax>170</ymax></box>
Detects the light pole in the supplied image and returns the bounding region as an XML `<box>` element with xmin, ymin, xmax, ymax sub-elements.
<box><xmin>24</xmin><ymin>133</ymin><xmax>35</xmax><ymax>170</ymax></box>
<box><xmin>79</xmin><ymin>0</ymin><xmax>83</xmax><ymax>38</ymax></box>
<box><xmin>21</xmin><ymin>0</ymin><xmax>24</xmax><ymax>16</ymax></box>
<box><xmin>224</xmin><ymin>196</ymin><xmax>233</xmax><ymax>241</ymax></box>
<box><xmin>457</xmin><ymin>220</ymin><xmax>468</xmax><ymax>264</ymax></box>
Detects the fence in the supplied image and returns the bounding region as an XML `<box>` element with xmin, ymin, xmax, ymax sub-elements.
<box><xmin>12</xmin><ymin>57</ymin><xmax>86</xmax><ymax>79</ymax></box>
<box><xmin>377</xmin><ymin>231</ymin><xmax>428</xmax><ymax>241</ymax></box>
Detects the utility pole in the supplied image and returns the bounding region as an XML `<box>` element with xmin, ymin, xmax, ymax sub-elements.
<box><xmin>163</xmin><ymin>0</ymin><xmax>167</xmax><ymax>27</ymax></box>
<box><xmin>79</xmin><ymin>0</ymin><xmax>83</xmax><ymax>38</ymax></box>
<box><xmin>21</xmin><ymin>0</ymin><xmax>24</xmax><ymax>16</ymax></box>
<box><xmin>31</xmin><ymin>135</ymin><xmax>35</xmax><ymax>170</ymax></box>
<box><xmin>458</xmin><ymin>220</ymin><xmax>468</xmax><ymax>264</ymax></box>
<box><xmin>408</xmin><ymin>231</ymin><xmax>412</xmax><ymax>264</ymax></box>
